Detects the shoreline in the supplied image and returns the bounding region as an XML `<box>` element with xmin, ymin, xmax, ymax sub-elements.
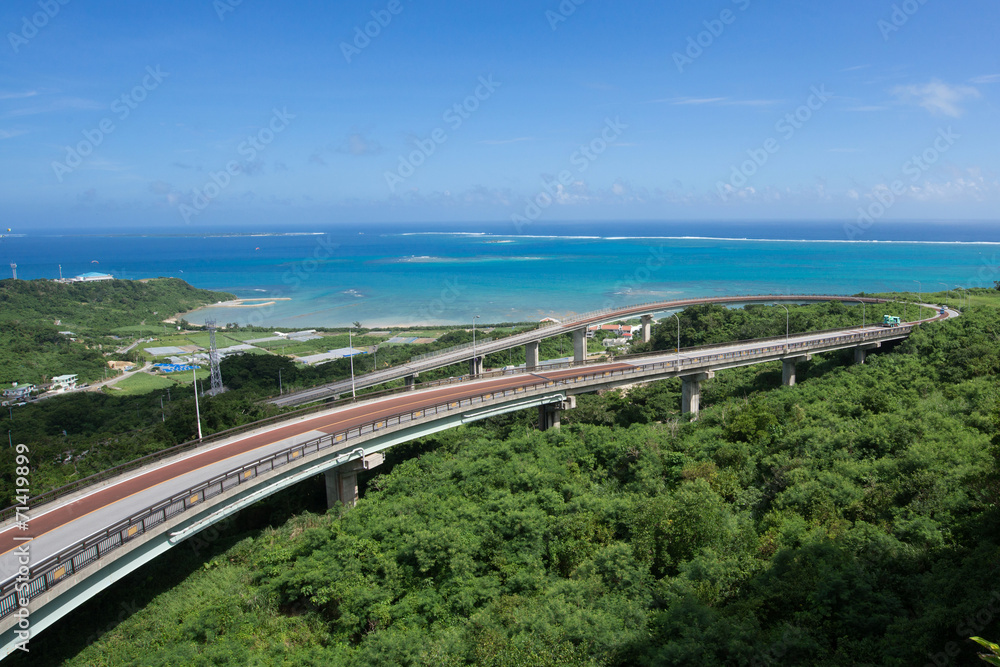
<box><xmin>164</xmin><ymin>297</ymin><xmax>294</xmax><ymax>323</ymax></box>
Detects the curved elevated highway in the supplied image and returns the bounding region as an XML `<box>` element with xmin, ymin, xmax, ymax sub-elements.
<box><xmin>0</xmin><ymin>297</ymin><xmax>956</xmax><ymax>657</ymax></box>
<box><xmin>272</xmin><ymin>294</ymin><xmax>904</xmax><ymax>407</ymax></box>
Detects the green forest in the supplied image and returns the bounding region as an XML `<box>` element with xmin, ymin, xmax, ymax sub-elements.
<box><xmin>0</xmin><ymin>277</ymin><xmax>234</xmax><ymax>332</ymax></box>
<box><xmin>0</xmin><ymin>278</ymin><xmax>233</xmax><ymax>386</ymax></box>
<box><xmin>12</xmin><ymin>291</ymin><xmax>998</xmax><ymax>666</ymax></box>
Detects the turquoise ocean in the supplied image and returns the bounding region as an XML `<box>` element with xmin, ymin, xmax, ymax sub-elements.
<box><xmin>1</xmin><ymin>221</ymin><xmax>997</xmax><ymax>327</ymax></box>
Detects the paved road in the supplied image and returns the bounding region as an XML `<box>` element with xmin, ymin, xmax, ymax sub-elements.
<box><xmin>0</xmin><ymin>303</ymin><xmax>955</xmax><ymax>583</ymax></box>
<box><xmin>271</xmin><ymin>294</ymin><xmax>893</xmax><ymax>407</ymax></box>
<box><xmin>0</xmin><ymin>364</ymin><xmax>626</xmax><ymax>573</ymax></box>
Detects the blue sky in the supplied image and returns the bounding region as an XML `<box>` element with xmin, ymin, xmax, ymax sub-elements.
<box><xmin>0</xmin><ymin>0</ymin><xmax>998</xmax><ymax>229</ymax></box>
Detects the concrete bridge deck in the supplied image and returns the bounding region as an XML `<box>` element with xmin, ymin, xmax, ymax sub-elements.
<box><xmin>0</xmin><ymin>300</ymin><xmax>956</xmax><ymax>657</ymax></box>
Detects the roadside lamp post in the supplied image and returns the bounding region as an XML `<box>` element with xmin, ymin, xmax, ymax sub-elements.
<box><xmin>348</xmin><ymin>325</ymin><xmax>357</xmax><ymax>400</ymax></box>
<box><xmin>938</xmin><ymin>283</ymin><xmax>950</xmax><ymax>311</ymax></box>
<box><xmin>778</xmin><ymin>304</ymin><xmax>789</xmax><ymax>353</ymax></box>
<box><xmin>912</xmin><ymin>280</ymin><xmax>922</xmax><ymax>320</ymax></box>
<box><xmin>278</xmin><ymin>368</ymin><xmax>282</xmax><ymax>396</ymax></box>
<box><xmin>670</xmin><ymin>312</ymin><xmax>681</xmax><ymax>361</ymax></box>
<box><xmin>472</xmin><ymin>315</ymin><xmax>481</xmax><ymax>378</ymax></box>
<box><xmin>850</xmin><ymin>298</ymin><xmax>866</xmax><ymax>329</ymax></box>
<box><xmin>953</xmin><ymin>285</ymin><xmax>966</xmax><ymax>311</ymax></box>
<box><xmin>192</xmin><ymin>368</ymin><xmax>203</xmax><ymax>440</ymax></box>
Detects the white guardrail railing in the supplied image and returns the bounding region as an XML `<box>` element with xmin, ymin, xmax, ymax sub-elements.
<box><xmin>0</xmin><ymin>320</ymin><xmax>922</xmax><ymax>620</ymax></box>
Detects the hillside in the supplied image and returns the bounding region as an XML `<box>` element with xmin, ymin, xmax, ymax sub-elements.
<box><xmin>0</xmin><ymin>277</ymin><xmax>234</xmax><ymax>331</ymax></box>
<box><xmin>0</xmin><ymin>278</ymin><xmax>234</xmax><ymax>385</ymax></box>
<box><xmin>15</xmin><ymin>292</ymin><xmax>998</xmax><ymax>666</ymax></box>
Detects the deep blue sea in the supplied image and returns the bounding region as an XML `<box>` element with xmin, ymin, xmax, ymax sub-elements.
<box><xmin>1</xmin><ymin>221</ymin><xmax>998</xmax><ymax>327</ymax></box>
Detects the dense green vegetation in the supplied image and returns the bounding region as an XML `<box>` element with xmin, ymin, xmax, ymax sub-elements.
<box><xmin>0</xmin><ymin>278</ymin><xmax>233</xmax><ymax>385</ymax></box>
<box><xmin>630</xmin><ymin>297</ymin><xmax>920</xmax><ymax>354</ymax></box>
<box><xmin>14</xmin><ymin>293</ymin><xmax>996</xmax><ymax>666</ymax></box>
<box><xmin>0</xmin><ymin>277</ymin><xmax>234</xmax><ymax>332</ymax></box>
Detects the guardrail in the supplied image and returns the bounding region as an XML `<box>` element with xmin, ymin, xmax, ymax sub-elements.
<box><xmin>279</xmin><ymin>295</ymin><xmax>899</xmax><ymax>402</ymax></box>
<box><xmin>411</xmin><ymin>337</ymin><xmax>494</xmax><ymax>362</ymax></box>
<box><xmin>1</xmin><ymin>301</ymin><xmax>924</xmax><ymax>523</ymax></box>
<box><xmin>0</xmin><ymin>320</ymin><xmax>927</xmax><ymax>622</ymax></box>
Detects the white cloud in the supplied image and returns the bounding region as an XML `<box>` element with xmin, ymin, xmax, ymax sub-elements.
<box><xmin>478</xmin><ymin>137</ymin><xmax>535</xmax><ymax>145</ymax></box>
<box><xmin>890</xmin><ymin>79</ymin><xmax>981</xmax><ymax>117</ymax></box>
<box><xmin>0</xmin><ymin>128</ymin><xmax>28</xmax><ymax>140</ymax></box>
<box><xmin>658</xmin><ymin>97</ymin><xmax>782</xmax><ymax>107</ymax></box>
<box><xmin>0</xmin><ymin>91</ymin><xmax>39</xmax><ymax>100</ymax></box>
<box><xmin>970</xmin><ymin>74</ymin><xmax>1000</xmax><ymax>84</ymax></box>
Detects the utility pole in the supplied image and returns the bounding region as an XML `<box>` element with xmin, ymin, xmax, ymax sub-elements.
<box><xmin>206</xmin><ymin>320</ymin><xmax>224</xmax><ymax>396</ymax></box>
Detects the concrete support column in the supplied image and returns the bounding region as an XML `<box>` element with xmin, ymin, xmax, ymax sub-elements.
<box><xmin>525</xmin><ymin>341</ymin><xmax>540</xmax><ymax>371</ymax></box>
<box><xmin>640</xmin><ymin>314</ymin><xmax>653</xmax><ymax>344</ymax></box>
<box><xmin>854</xmin><ymin>343</ymin><xmax>879</xmax><ymax>365</ymax></box>
<box><xmin>681</xmin><ymin>372</ymin><xmax>714</xmax><ymax>419</ymax></box>
<box><xmin>538</xmin><ymin>396</ymin><xmax>576</xmax><ymax>431</ymax></box>
<box><xmin>781</xmin><ymin>354</ymin><xmax>811</xmax><ymax>387</ymax></box>
<box><xmin>325</xmin><ymin>453</ymin><xmax>384</xmax><ymax>509</ymax></box>
<box><xmin>573</xmin><ymin>328</ymin><xmax>587</xmax><ymax>364</ymax></box>
<box><xmin>469</xmin><ymin>356</ymin><xmax>483</xmax><ymax>377</ymax></box>
<box><xmin>404</xmin><ymin>373</ymin><xmax>418</xmax><ymax>390</ymax></box>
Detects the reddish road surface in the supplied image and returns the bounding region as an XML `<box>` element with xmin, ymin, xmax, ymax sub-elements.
<box><xmin>0</xmin><ymin>364</ymin><xmax>631</xmax><ymax>558</ymax></box>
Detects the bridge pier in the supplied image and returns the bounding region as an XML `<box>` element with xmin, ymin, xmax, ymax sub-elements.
<box><xmin>573</xmin><ymin>328</ymin><xmax>587</xmax><ymax>363</ymax></box>
<box><xmin>325</xmin><ymin>453</ymin><xmax>384</xmax><ymax>509</ymax></box>
<box><xmin>405</xmin><ymin>373</ymin><xmax>418</xmax><ymax>390</ymax></box>
<box><xmin>854</xmin><ymin>343</ymin><xmax>880</xmax><ymax>365</ymax></box>
<box><xmin>525</xmin><ymin>341</ymin><xmax>539</xmax><ymax>370</ymax></box>
<box><xmin>538</xmin><ymin>396</ymin><xmax>576</xmax><ymax>431</ymax></box>
<box><xmin>781</xmin><ymin>354</ymin><xmax>811</xmax><ymax>387</ymax></box>
<box><xmin>681</xmin><ymin>372</ymin><xmax>714</xmax><ymax>419</ymax></box>
<box><xmin>469</xmin><ymin>356</ymin><xmax>484</xmax><ymax>377</ymax></box>
<box><xmin>640</xmin><ymin>314</ymin><xmax>653</xmax><ymax>344</ymax></box>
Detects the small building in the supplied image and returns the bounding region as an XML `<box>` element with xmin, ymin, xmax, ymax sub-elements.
<box><xmin>2</xmin><ymin>384</ymin><xmax>36</xmax><ymax>400</ymax></box>
<box><xmin>50</xmin><ymin>374</ymin><xmax>78</xmax><ymax>392</ymax></box>
<box><xmin>107</xmin><ymin>360</ymin><xmax>135</xmax><ymax>372</ymax></box>
<box><xmin>74</xmin><ymin>272</ymin><xmax>114</xmax><ymax>282</ymax></box>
